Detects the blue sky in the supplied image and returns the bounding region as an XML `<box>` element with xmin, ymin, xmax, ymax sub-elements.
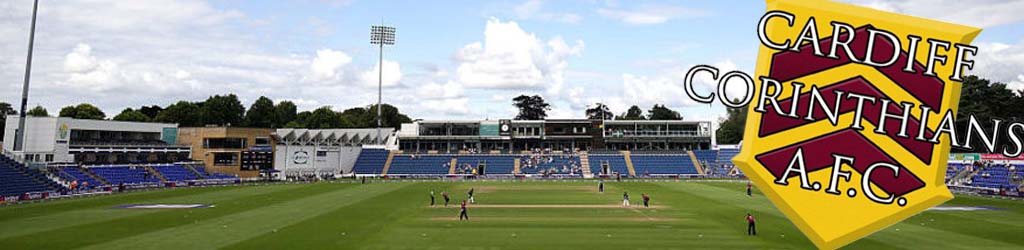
<box><xmin>1</xmin><ymin>0</ymin><xmax>1022</xmax><ymax>123</ymax></box>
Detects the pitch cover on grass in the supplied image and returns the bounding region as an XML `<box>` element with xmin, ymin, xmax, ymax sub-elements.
<box><xmin>733</xmin><ymin>0</ymin><xmax>982</xmax><ymax>249</ymax></box>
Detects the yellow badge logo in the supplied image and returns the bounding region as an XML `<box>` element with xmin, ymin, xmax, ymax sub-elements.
<box><xmin>734</xmin><ymin>0</ymin><xmax>981</xmax><ymax>249</ymax></box>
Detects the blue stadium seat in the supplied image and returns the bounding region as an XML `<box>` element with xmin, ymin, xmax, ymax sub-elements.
<box><xmin>352</xmin><ymin>149</ymin><xmax>389</xmax><ymax>174</ymax></box>
<box><xmin>1</xmin><ymin>155</ymin><xmax>60</xmax><ymax>196</ymax></box>
<box><xmin>88</xmin><ymin>166</ymin><xmax>161</xmax><ymax>185</ymax></box>
<box><xmin>631</xmin><ymin>154</ymin><xmax>698</xmax><ymax>175</ymax></box>
<box><xmin>588</xmin><ymin>154</ymin><xmax>629</xmax><ymax>176</ymax></box>
<box><xmin>153</xmin><ymin>165</ymin><xmax>200</xmax><ymax>181</ymax></box>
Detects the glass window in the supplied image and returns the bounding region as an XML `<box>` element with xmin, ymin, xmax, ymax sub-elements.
<box><xmin>204</xmin><ymin>138</ymin><xmax>247</xmax><ymax>149</ymax></box>
<box><xmin>254</xmin><ymin>137</ymin><xmax>271</xmax><ymax>146</ymax></box>
<box><xmin>213</xmin><ymin>152</ymin><xmax>239</xmax><ymax>166</ymax></box>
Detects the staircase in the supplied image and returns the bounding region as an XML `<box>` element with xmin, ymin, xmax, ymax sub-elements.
<box><xmin>0</xmin><ymin>154</ymin><xmax>63</xmax><ymax>194</ymax></box>
<box><xmin>687</xmin><ymin>151</ymin><xmax>705</xmax><ymax>175</ymax></box>
<box><xmin>513</xmin><ymin>158</ymin><xmax>521</xmax><ymax>175</ymax></box>
<box><xmin>579</xmin><ymin>151</ymin><xmax>592</xmax><ymax>178</ymax></box>
<box><xmin>145</xmin><ymin>166</ymin><xmax>167</xmax><ymax>182</ymax></box>
<box><xmin>183</xmin><ymin>164</ymin><xmax>206</xmax><ymax>179</ymax></box>
<box><xmin>81</xmin><ymin>167</ymin><xmax>110</xmax><ymax>185</ymax></box>
<box><xmin>380</xmin><ymin>151</ymin><xmax>397</xmax><ymax>176</ymax></box>
<box><xmin>448</xmin><ymin>158</ymin><xmax>458</xmax><ymax>175</ymax></box>
<box><xmin>621</xmin><ymin>151</ymin><xmax>637</xmax><ymax>177</ymax></box>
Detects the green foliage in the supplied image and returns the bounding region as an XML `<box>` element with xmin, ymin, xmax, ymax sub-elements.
<box><xmin>244</xmin><ymin>96</ymin><xmax>277</xmax><ymax>128</ymax></box>
<box><xmin>585</xmin><ymin>103</ymin><xmax>613</xmax><ymax>120</ymax></box>
<box><xmin>716</xmin><ymin>100</ymin><xmax>747</xmax><ymax>145</ymax></box>
<box><xmin>0</xmin><ymin>102</ymin><xmax>15</xmax><ymax>138</ymax></box>
<box><xmin>138</xmin><ymin>105</ymin><xmax>163</xmax><ymax>119</ymax></box>
<box><xmin>155</xmin><ymin>101</ymin><xmax>201</xmax><ymax>126</ymax></box>
<box><xmin>616</xmin><ymin>105</ymin><xmax>645</xmax><ymax>120</ymax></box>
<box><xmin>284</xmin><ymin>104</ymin><xmax>411</xmax><ymax>129</ymax></box>
<box><xmin>112</xmin><ymin>108</ymin><xmax>151</xmax><ymax>122</ymax></box>
<box><xmin>198</xmin><ymin>94</ymin><xmax>245</xmax><ymax>126</ymax></box>
<box><xmin>646</xmin><ymin>104</ymin><xmax>682</xmax><ymax>120</ymax></box>
<box><xmin>26</xmin><ymin>105</ymin><xmax>48</xmax><ymax>117</ymax></box>
<box><xmin>275</xmin><ymin>101</ymin><xmax>297</xmax><ymax>128</ymax></box>
<box><xmin>59</xmin><ymin>103</ymin><xmax>106</xmax><ymax>120</ymax></box>
<box><xmin>513</xmin><ymin>95</ymin><xmax>550</xmax><ymax>120</ymax></box>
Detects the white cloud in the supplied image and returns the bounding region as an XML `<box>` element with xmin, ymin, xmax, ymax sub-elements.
<box><xmin>360</xmin><ymin>60</ymin><xmax>403</xmax><ymax>87</ymax></box>
<box><xmin>513</xmin><ymin>0</ymin><xmax>582</xmax><ymax>24</ymax></box>
<box><xmin>1006</xmin><ymin>75</ymin><xmax>1024</xmax><ymax>92</ymax></box>
<box><xmin>972</xmin><ymin>41</ymin><xmax>1024</xmax><ymax>88</ymax></box>
<box><xmin>416</xmin><ymin>81</ymin><xmax>464</xmax><ymax>100</ymax></box>
<box><xmin>622</xmin><ymin>74</ymin><xmax>695</xmax><ymax>108</ymax></box>
<box><xmin>309</xmin><ymin>49</ymin><xmax>352</xmax><ymax>81</ymax></box>
<box><xmin>597</xmin><ymin>5</ymin><xmax>711</xmax><ymax>25</ymax></box>
<box><xmin>845</xmin><ymin>0</ymin><xmax>1024</xmax><ymax>28</ymax></box>
<box><xmin>454</xmin><ymin>18</ymin><xmax>583</xmax><ymax>94</ymax></box>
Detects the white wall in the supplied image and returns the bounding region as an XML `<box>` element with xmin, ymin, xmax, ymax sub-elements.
<box><xmin>274</xmin><ymin>144</ymin><xmax>362</xmax><ymax>177</ymax></box>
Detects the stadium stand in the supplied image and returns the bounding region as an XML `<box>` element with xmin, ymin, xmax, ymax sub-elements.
<box><xmin>1</xmin><ymin>155</ymin><xmax>61</xmax><ymax>196</ymax></box>
<box><xmin>89</xmin><ymin>166</ymin><xmax>162</xmax><ymax>185</ymax></box>
<box><xmin>191</xmin><ymin>166</ymin><xmax>237</xmax><ymax>179</ymax></box>
<box><xmin>58</xmin><ymin>166</ymin><xmax>104</xmax><ymax>185</ymax></box>
<box><xmin>970</xmin><ymin>165</ymin><xmax>1020</xmax><ymax>189</ymax></box>
<box><xmin>153</xmin><ymin>164</ymin><xmax>200</xmax><ymax>182</ymax></box>
<box><xmin>946</xmin><ymin>163</ymin><xmax>967</xmax><ymax>180</ymax></box>
<box><xmin>387</xmin><ymin>155</ymin><xmax>451</xmax><ymax>175</ymax></box>
<box><xmin>519</xmin><ymin>154</ymin><xmax>579</xmax><ymax>175</ymax></box>
<box><xmin>692</xmin><ymin>150</ymin><xmax>719</xmax><ymax>174</ymax></box>
<box><xmin>588</xmin><ymin>154</ymin><xmax>630</xmax><ymax>176</ymax></box>
<box><xmin>352</xmin><ymin>149</ymin><xmax>389</xmax><ymax>174</ymax></box>
<box><xmin>630</xmin><ymin>154</ymin><xmax>699</xmax><ymax>175</ymax></box>
<box><xmin>458</xmin><ymin>155</ymin><xmax>516</xmax><ymax>174</ymax></box>
<box><xmin>716</xmin><ymin>148</ymin><xmax>739</xmax><ymax>167</ymax></box>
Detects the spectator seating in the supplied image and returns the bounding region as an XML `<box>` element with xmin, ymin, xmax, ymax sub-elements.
<box><xmin>153</xmin><ymin>165</ymin><xmax>200</xmax><ymax>181</ymax></box>
<box><xmin>59</xmin><ymin>166</ymin><xmax>104</xmax><ymax>185</ymax></box>
<box><xmin>89</xmin><ymin>166</ymin><xmax>161</xmax><ymax>185</ymax></box>
<box><xmin>970</xmin><ymin>165</ymin><xmax>1018</xmax><ymax>189</ymax></box>
<box><xmin>588</xmin><ymin>154</ymin><xmax>629</xmax><ymax>176</ymax></box>
<box><xmin>520</xmin><ymin>155</ymin><xmax>578</xmax><ymax>174</ymax></box>
<box><xmin>191</xmin><ymin>166</ymin><xmax>237</xmax><ymax>179</ymax></box>
<box><xmin>631</xmin><ymin>154</ymin><xmax>699</xmax><ymax>175</ymax></box>
<box><xmin>946</xmin><ymin>163</ymin><xmax>967</xmax><ymax>181</ymax></box>
<box><xmin>457</xmin><ymin>155</ymin><xmax>515</xmax><ymax>174</ymax></box>
<box><xmin>352</xmin><ymin>149</ymin><xmax>389</xmax><ymax>174</ymax></box>
<box><xmin>1</xmin><ymin>156</ymin><xmax>60</xmax><ymax>196</ymax></box>
<box><xmin>388</xmin><ymin>155</ymin><xmax>451</xmax><ymax>175</ymax></box>
<box><xmin>716</xmin><ymin>148</ymin><xmax>740</xmax><ymax>167</ymax></box>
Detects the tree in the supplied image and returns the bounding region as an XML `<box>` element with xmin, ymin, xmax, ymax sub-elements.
<box><xmin>0</xmin><ymin>102</ymin><xmax>15</xmax><ymax>138</ymax></box>
<box><xmin>616</xmin><ymin>105</ymin><xmax>645</xmax><ymax>120</ymax></box>
<box><xmin>138</xmin><ymin>105</ymin><xmax>163</xmax><ymax>119</ymax></box>
<box><xmin>366</xmin><ymin>104</ymin><xmax>413</xmax><ymax>129</ymax></box>
<box><xmin>274</xmin><ymin>101</ymin><xmax>297</xmax><ymax>128</ymax></box>
<box><xmin>647</xmin><ymin>104</ymin><xmax>682</xmax><ymax>120</ymax></box>
<box><xmin>113</xmin><ymin>108</ymin><xmax>151</xmax><ymax>122</ymax></box>
<box><xmin>27</xmin><ymin>105</ymin><xmax>48</xmax><ymax>117</ymax></box>
<box><xmin>716</xmin><ymin>100</ymin><xmax>748</xmax><ymax>144</ymax></box>
<box><xmin>59</xmin><ymin>103</ymin><xmax>106</xmax><ymax>120</ymax></box>
<box><xmin>585</xmin><ymin>103</ymin><xmax>613</xmax><ymax>120</ymax></box>
<box><xmin>305</xmin><ymin>106</ymin><xmax>344</xmax><ymax>129</ymax></box>
<box><xmin>513</xmin><ymin>95</ymin><xmax>550</xmax><ymax>120</ymax></box>
<box><xmin>285</xmin><ymin>111</ymin><xmax>313</xmax><ymax>128</ymax></box>
<box><xmin>155</xmin><ymin>101</ymin><xmax>201</xmax><ymax>126</ymax></box>
<box><xmin>198</xmin><ymin>94</ymin><xmax>245</xmax><ymax>126</ymax></box>
<box><xmin>244</xmin><ymin>96</ymin><xmax>276</xmax><ymax>128</ymax></box>
<box><xmin>953</xmin><ymin>75</ymin><xmax>1021</xmax><ymax>153</ymax></box>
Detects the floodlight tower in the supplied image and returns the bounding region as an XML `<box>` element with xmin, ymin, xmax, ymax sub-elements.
<box><xmin>14</xmin><ymin>0</ymin><xmax>40</xmax><ymax>152</ymax></box>
<box><xmin>369</xmin><ymin>24</ymin><xmax>395</xmax><ymax>145</ymax></box>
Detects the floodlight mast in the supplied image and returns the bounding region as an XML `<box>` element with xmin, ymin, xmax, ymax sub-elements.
<box><xmin>14</xmin><ymin>0</ymin><xmax>40</xmax><ymax>152</ymax></box>
<box><xmin>370</xmin><ymin>25</ymin><xmax>395</xmax><ymax>145</ymax></box>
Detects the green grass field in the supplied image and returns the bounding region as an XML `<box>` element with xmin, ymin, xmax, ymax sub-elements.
<box><xmin>1</xmin><ymin>180</ymin><xmax>1022</xmax><ymax>249</ymax></box>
